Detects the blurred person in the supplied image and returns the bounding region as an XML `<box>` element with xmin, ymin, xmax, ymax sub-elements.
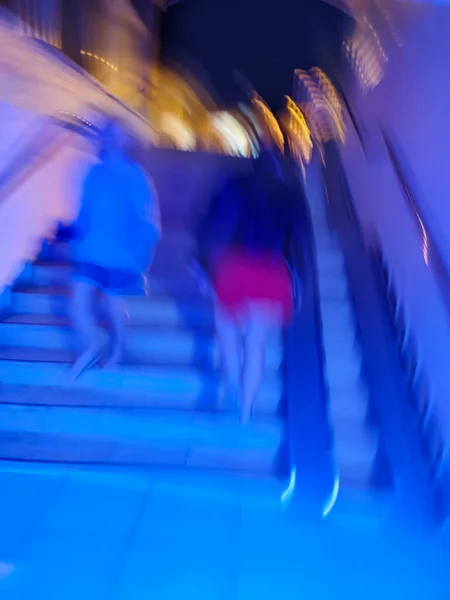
<box><xmin>193</xmin><ymin>144</ymin><xmax>304</xmax><ymax>424</ymax></box>
<box><xmin>65</xmin><ymin>119</ymin><xmax>161</xmax><ymax>382</ymax></box>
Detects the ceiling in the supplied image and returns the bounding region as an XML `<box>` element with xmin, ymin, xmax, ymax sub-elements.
<box><xmin>155</xmin><ymin>0</ymin><xmax>353</xmax><ymax>110</ymax></box>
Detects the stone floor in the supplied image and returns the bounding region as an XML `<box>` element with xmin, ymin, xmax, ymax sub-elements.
<box><xmin>0</xmin><ymin>462</ymin><xmax>449</xmax><ymax>600</ymax></box>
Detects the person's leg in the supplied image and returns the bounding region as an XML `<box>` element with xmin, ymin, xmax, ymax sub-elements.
<box><xmin>214</xmin><ymin>302</ymin><xmax>242</xmax><ymax>408</ymax></box>
<box><xmin>240</xmin><ymin>301</ymin><xmax>283</xmax><ymax>424</ymax></box>
<box><xmin>64</xmin><ymin>278</ymin><xmax>102</xmax><ymax>383</ymax></box>
<box><xmin>101</xmin><ymin>292</ymin><xmax>129</xmax><ymax>369</ymax></box>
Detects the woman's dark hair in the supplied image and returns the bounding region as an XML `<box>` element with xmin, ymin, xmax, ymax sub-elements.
<box><xmin>253</xmin><ymin>146</ymin><xmax>284</xmax><ymax>182</ymax></box>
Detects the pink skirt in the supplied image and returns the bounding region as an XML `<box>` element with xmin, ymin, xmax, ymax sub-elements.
<box><xmin>214</xmin><ymin>249</ymin><xmax>294</xmax><ymax>326</ymax></box>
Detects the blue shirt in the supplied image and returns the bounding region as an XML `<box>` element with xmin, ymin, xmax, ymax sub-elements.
<box><xmin>195</xmin><ymin>167</ymin><xmax>301</xmax><ymax>270</ymax></box>
<box><xmin>72</xmin><ymin>153</ymin><xmax>160</xmax><ymax>273</ymax></box>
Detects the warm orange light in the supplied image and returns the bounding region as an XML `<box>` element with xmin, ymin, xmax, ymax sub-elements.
<box><xmin>281</xmin><ymin>96</ymin><xmax>312</xmax><ymax>165</ymax></box>
<box><xmin>294</xmin><ymin>68</ymin><xmax>345</xmax><ymax>145</ymax></box>
<box><xmin>80</xmin><ymin>50</ymin><xmax>119</xmax><ymax>72</ymax></box>
<box><xmin>209</xmin><ymin>112</ymin><xmax>252</xmax><ymax>157</ymax></box>
<box><xmin>251</xmin><ymin>94</ymin><xmax>285</xmax><ymax>153</ymax></box>
<box><xmin>341</xmin><ymin>0</ymin><xmax>412</xmax><ymax>91</ymax></box>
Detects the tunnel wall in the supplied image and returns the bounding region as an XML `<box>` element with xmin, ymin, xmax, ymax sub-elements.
<box><xmin>0</xmin><ymin>102</ymin><xmax>246</xmax><ymax>298</ymax></box>
<box><xmin>340</xmin><ymin>4</ymin><xmax>450</xmax><ymax>462</ymax></box>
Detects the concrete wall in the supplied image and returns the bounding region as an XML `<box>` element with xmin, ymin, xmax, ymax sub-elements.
<box><xmin>340</xmin><ymin>4</ymin><xmax>450</xmax><ymax>456</ymax></box>
<box><xmin>147</xmin><ymin>149</ymin><xmax>248</xmax><ymax>229</ymax></box>
<box><xmin>0</xmin><ymin>103</ymin><xmax>246</xmax><ymax>296</ymax></box>
<box><xmin>0</xmin><ymin>104</ymin><xmax>94</xmax><ymax>294</ymax></box>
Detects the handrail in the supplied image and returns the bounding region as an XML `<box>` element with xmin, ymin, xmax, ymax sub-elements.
<box><xmin>283</xmin><ymin>158</ymin><xmax>336</xmax><ymax>514</ymax></box>
<box><xmin>41</xmin><ymin>41</ymin><xmax>152</xmax><ymax>128</ymax></box>
<box><xmin>1</xmin><ymin>6</ymin><xmax>153</xmax><ymax>131</ymax></box>
<box><xmin>382</xmin><ymin>131</ymin><xmax>450</xmax><ymax>316</ymax></box>
<box><xmin>0</xmin><ymin>9</ymin><xmax>156</xmax><ymax>144</ymax></box>
<box><xmin>0</xmin><ymin>114</ymin><xmax>94</xmax><ymax>208</ymax></box>
<box><xmin>0</xmin><ymin>111</ymin><xmax>99</xmax><ymax>300</ymax></box>
<box><xmin>0</xmin><ymin>24</ymin><xmax>161</xmax><ymax>206</ymax></box>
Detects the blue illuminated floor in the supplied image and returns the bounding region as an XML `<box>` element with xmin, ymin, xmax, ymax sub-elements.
<box><xmin>0</xmin><ymin>464</ymin><xmax>449</xmax><ymax>600</ymax></box>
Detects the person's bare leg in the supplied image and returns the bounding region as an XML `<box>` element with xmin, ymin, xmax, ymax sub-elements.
<box><xmin>101</xmin><ymin>293</ymin><xmax>128</xmax><ymax>369</ymax></box>
<box><xmin>64</xmin><ymin>279</ymin><xmax>102</xmax><ymax>383</ymax></box>
<box><xmin>240</xmin><ymin>302</ymin><xmax>283</xmax><ymax>424</ymax></box>
<box><xmin>215</xmin><ymin>303</ymin><xmax>242</xmax><ymax>409</ymax></box>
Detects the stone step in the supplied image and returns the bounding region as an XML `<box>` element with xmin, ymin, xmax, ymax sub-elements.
<box><xmin>321</xmin><ymin>315</ymin><xmax>357</xmax><ymax>344</ymax></box>
<box><xmin>322</xmin><ymin>337</ymin><xmax>362</xmax><ymax>378</ymax></box>
<box><xmin>319</xmin><ymin>297</ymin><xmax>354</xmax><ymax>323</ymax></box>
<box><xmin>10</xmin><ymin>287</ymin><xmax>213</xmax><ymax>326</ymax></box>
<box><xmin>308</xmin><ymin>211</ymin><xmax>386</xmax><ymax>493</ymax></box>
<box><xmin>0</xmin><ymin>379</ymin><xmax>280</xmax><ymax>415</ymax></box>
<box><xmin>8</xmin><ymin>459</ymin><xmax>292</xmax><ymax>513</ymax></box>
<box><xmin>0</xmin><ymin>358</ymin><xmax>282</xmax><ymax>414</ymax></box>
<box><xmin>0</xmin><ymin>320</ymin><xmax>283</xmax><ymax>370</ymax></box>
<box><xmin>0</xmin><ymin>404</ymin><xmax>283</xmax><ymax>474</ymax></box>
<box><xmin>317</xmin><ymin>272</ymin><xmax>349</xmax><ymax>300</ymax></box>
<box><xmin>323</xmin><ymin>334</ymin><xmax>362</xmax><ymax>382</ymax></box>
<box><xmin>308</xmin><ymin>203</ymin><xmax>328</xmax><ymax>220</ymax></box>
<box><xmin>319</xmin><ymin>272</ymin><xmax>362</xmax><ymax>382</ymax></box>
<box><xmin>36</xmin><ymin>251</ymin><xmax>347</xmax><ymax>291</ymax></box>
<box><xmin>314</xmin><ymin>238</ymin><xmax>340</xmax><ymax>255</ymax></box>
<box><xmin>320</xmin><ymin>300</ymin><xmax>355</xmax><ymax>332</ymax></box>
<box><xmin>315</xmin><ymin>249</ymin><xmax>346</xmax><ymax>274</ymax></box>
<box><xmin>313</xmin><ymin>228</ymin><xmax>340</xmax><ymax>249</ymax></box>
<box><xmin>37</xmin><ymin>255</ymin><xmax>195</xmax><ymax>284</ymax></box>
<box><xmin>333</xmin><ymin>418</ymin><xmax>378</xmax><ymax>486</ymax></box>
<box><xmin>18</xmin><ymin>264</ymin><xmax>201</xmax><ymax>296</ymax></box>
<box><xmin>312</xmin><ymin>222</ymin><xmax>337</xmax><ymax>240</ymax></box>
<box><xmin>0</xmin><ymin>460</ymin><xmax>286</xmax><ymax>511</ymax></box>
<box><xmin>329</xmin><ymin>488</ymin><xmax>393</xmax><ymax>528</ymax></box>
<box><xmin>327</xmin><ymin>384</ymin><xmax>369</xmax><ymax>421</ymax></box>
<box><xmin>310</xmin><ymin>217</ymin><xmax>330</xmax><ymax>234</ymax></box>
<box><xmin>321</xmin><ymin>323</ymin><xmax>359</xmax><ymax>357</ymax></box>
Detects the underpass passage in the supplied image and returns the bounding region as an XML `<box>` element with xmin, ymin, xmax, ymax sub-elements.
<box><xmin>0</xmin><ymin>140</ymin><xmax>337</xmax><ymax>513</ymax></box>
<box><xmin>318</xmin><ymin>142</ymin><xmax>435</xmax><ymax>521</ymax></box>
<box><xmin>0</xmin><ymin>106</ymin><xmax>416</xmax><ymax>517</ymax></box>
<box><xmin>0</xmin><ymin>115</ymin><xmax>447</xmax><ymax>599</ymax></box>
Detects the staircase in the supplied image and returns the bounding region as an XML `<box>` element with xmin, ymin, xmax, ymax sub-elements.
<box><xmin>305</xmin><ymin>165</ymin><xmax>386</xmax><ymax>496</ymax></box>
<box><xmin>0</xmin><ymin>229</ymin><xmax>287</xmax><ymax>487</ymax></box>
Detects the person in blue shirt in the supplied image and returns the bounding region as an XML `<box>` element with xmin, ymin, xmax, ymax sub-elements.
<box><xmin>65</xmin><ymin>119</ymin><xmax>160</xmax><ymax>382</ymax></box>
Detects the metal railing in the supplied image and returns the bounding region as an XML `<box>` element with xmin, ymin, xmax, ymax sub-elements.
<box><xmin>283</xmin><ymin>159</ymin><xmax>336</xmax><ymax>515</ymax></box>
<box><xmin>323</xmin><ymin>140</ymin><xmax>436</xmax><ymax>519</ymax></box>
<box><xmin>0</xmin><ymin>113</ymin><xmax>95</xmax><ymax>209</ymax></box>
